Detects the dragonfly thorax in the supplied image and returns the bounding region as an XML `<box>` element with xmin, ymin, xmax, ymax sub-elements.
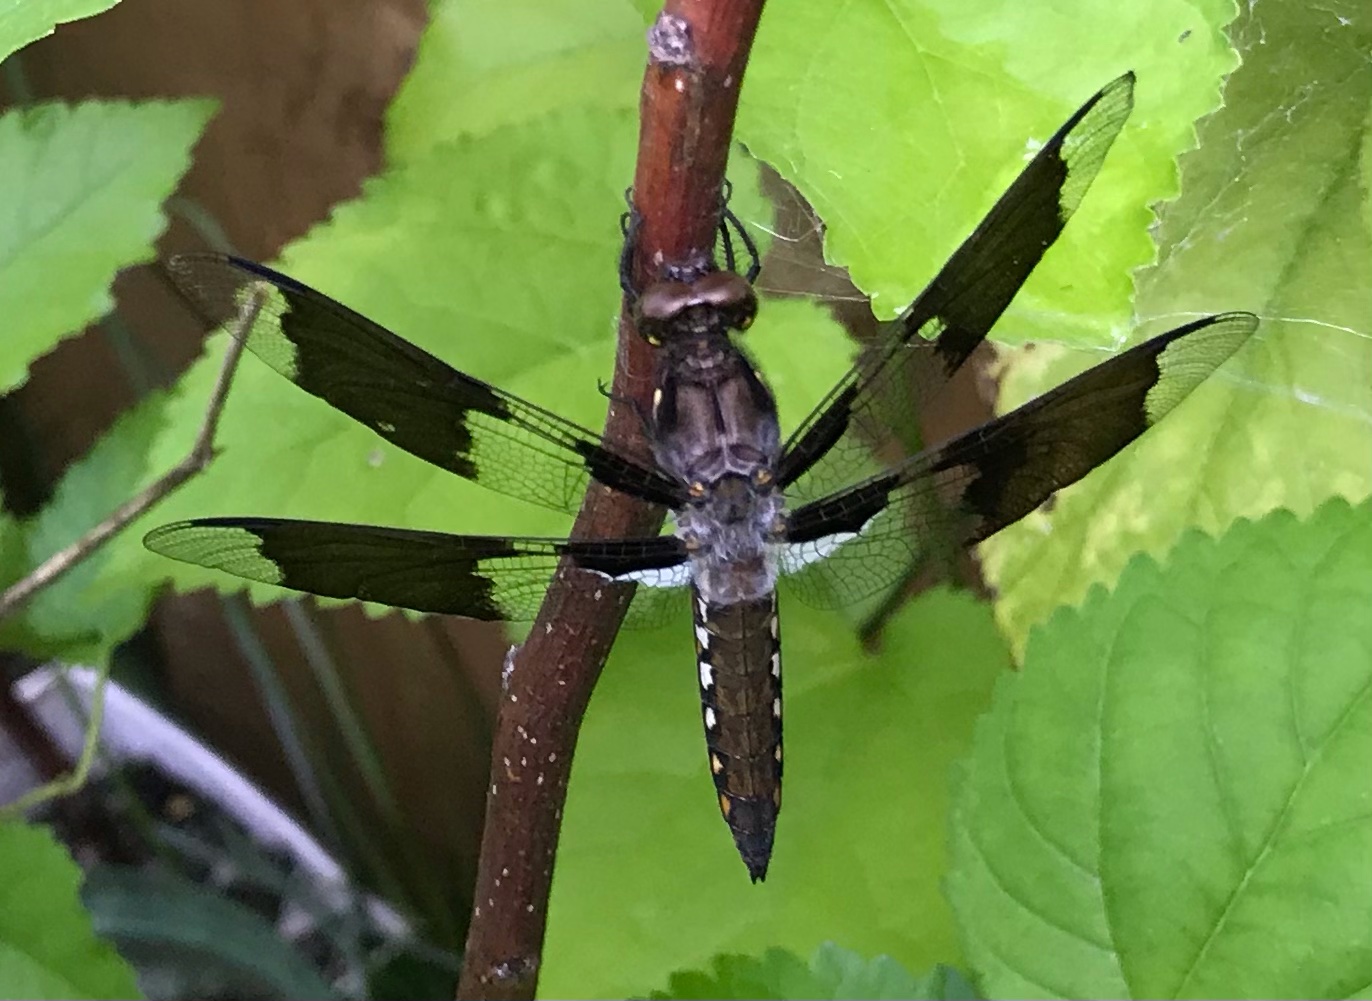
<box><xmin>649</xmin><ymin>322</ymin><xmax>786</xmax><ymax>605</ymax></box>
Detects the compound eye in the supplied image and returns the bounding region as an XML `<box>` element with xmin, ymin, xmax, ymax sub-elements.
<box><xmin>727</xmin><ymin>289</ymin><xmax>759</xmax><ymax>333</ymax></box>
<box><xmin>633</xmin><ymin>312</ymin><xmax>667</xmax><ymax>345</ymax></box>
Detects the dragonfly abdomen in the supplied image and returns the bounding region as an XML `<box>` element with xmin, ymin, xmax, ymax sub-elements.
<box><xmin>693</xmin><ymin>587</ymin><xmax>782</xmax><ymax>882</ymax></box>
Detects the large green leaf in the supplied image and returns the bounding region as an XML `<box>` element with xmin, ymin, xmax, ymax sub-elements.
<box><xmin>949</xmin><ymin>499</ymin><xmax>1372</xmax><ymax>998</ymax></box>
<box><xmin>0</xmin><ymin>99</ymin><xmax>214</xmax><ymax>393</ymax></box>
<box><xmin>738</xmin><ymin>0</ymin><xmax>1240</xmax><ymax>344</ymax></box>
<box><xmin>0</xmin><ymin>822</ymin><xmax>141</xmax><ymax>999</ymax></box>
<box><xmin>392</xmin><ymin>0</ymin><xmax>1245</xmax><ymax>365</ymax></box>
<box><xmin>541</xmin><ymin>587</ymin><xmax>1010</xmax><ymax>1000</ymax></box>
<box><xmin>982</xmin><ymin>0</ymin><xmax>1372</xmax><ymax>653</ymax></box>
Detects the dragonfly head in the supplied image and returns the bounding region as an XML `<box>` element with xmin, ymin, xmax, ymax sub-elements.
<box><xmin>634</xmin><ymin>270</ymin><xmax>757</xmax><ymax>345</ymax></box>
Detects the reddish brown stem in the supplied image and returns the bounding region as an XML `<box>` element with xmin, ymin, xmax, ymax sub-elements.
<box><xmin>455</xmin><ymin>3</ymin><xmax>767</xmax><ymax>998</ymax></box>
<box><xmin>625</xmin><ymin>4</ymin><xmax>766</xmax><ymax>292</ymax></box>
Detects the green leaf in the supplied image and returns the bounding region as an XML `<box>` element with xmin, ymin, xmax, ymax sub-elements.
<box><xmin>0</xmin><ymin>99</ymin><xmax>215</xmax><ymax>393</ymax></box>
<box><xmin>807</xmin><ymin>944</ymin><xmax>971</xmax><ymax>1001</ymax></box>
<box><xmin>387</xmin><ymin>0</ymin><xmax>648</xmax><ymax>163</ymax></box>
<box><xmin>948</xmin><ymin>499</ymin><xmax>1372</xmax><ymax>998</ymax></box>
<box><xmin>0</xmin><ymin>822</ymin><xmax>141</xmax><ymax>1000</ymax></box>
<box><xmin>739</xmin><ymin>0</ymin><xmax>1240</xmax><ymax>343</ymax></box>
<box><xmin>982</xmin><ymin>1</ymin><xmax>1372</xmax><ymax>653</ymax></box>
<box><xmin>650</xmin><ymin>943</ymin><xmax>968</xmax><ymax>1000</ymax></box>
<box><xmin>83</xmin><ymin>865</ymin><xmax>340</xmax><ymax>999</ymax></box>
<box><xmin>650</xmin><ymin>948</ymin><xmax>811</xmax><ymax>1000</ymax></box>
<box><xmin>541</xmin><ymin>587</ymin><xmax>1011</xmax><ymax>1000</ymax></box>
<box><xmin>0</xmin><ymin>390</ymin><xmax>173</xmax><ymax>662</ymax></box>
<box><xmin>0</xmin><ymin>0</ymin><xmax>120</xmax><ymax>63</ymax></box>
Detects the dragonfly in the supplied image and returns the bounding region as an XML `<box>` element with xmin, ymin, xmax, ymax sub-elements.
<box><xmin>146</xmin><ymin>71</ymin><xmax>1257</xmax><ymax>882</ymax></box>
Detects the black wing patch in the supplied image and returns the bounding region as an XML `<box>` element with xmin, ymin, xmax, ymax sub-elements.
<box><xmin>779</xmin><ymin>312</ymin><xmax>1259</xmax><ymax>608</ymax></box>
<box><xmin>145</xmin><ymin>517</ymin><xmax>689</xmax><ymax>622</ymax></box>
<box><xmin>777</xmin><ymin>72</ymin><xmax>1137</xmax><ymax>504</ymax></box>
<box><xmin>165</xmin><ymin>254</ymin><xmax>684</xmax><ymax>514</ymax></box>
